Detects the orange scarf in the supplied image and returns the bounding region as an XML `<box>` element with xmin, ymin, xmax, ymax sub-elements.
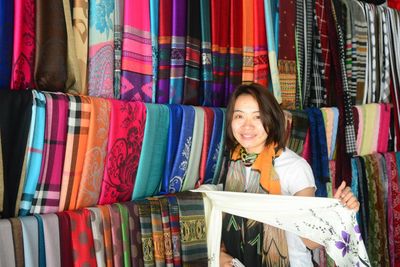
<box><xmin>231</xmin><ymin>143</ymin><xmax>282</xmax><ymax>194</ymax></box>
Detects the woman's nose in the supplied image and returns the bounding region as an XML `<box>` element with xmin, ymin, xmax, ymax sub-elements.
<box><xmin>242</xmin><ymin>117</ymin><xmax>254</xmax><ymax>128</ymax></box>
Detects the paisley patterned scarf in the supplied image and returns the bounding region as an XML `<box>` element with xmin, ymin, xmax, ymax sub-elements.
<box><xmin>222</xmin><ymin>144</ymin><xmax>289</xmax><ymax>266</ymax></box>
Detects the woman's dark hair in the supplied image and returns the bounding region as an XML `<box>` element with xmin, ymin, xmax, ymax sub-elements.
<box><xmin>225</xmin><ymin>83</ymin><xmax>286</xmax><ymax>152</ymax></box>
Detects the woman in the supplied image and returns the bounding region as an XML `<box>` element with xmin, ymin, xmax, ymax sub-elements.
<box><xmin>220</xmin><ymin>83</ymin><xmax>359</xmax><ymax>266</ymax></box>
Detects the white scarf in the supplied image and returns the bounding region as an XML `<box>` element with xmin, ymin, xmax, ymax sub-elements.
<box><xmin>194</xmin><ymin>188</ymin><xmax>370</xmax><ymax>267</ymax></box>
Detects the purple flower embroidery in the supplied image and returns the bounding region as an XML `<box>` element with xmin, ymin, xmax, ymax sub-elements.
<box><xmin>335</xmin><ymin>231</ymin><xmax>350</xmax><ymax>257</ymax></box>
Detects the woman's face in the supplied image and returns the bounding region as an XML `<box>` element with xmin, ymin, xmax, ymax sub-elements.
<box><xmin>231</xmin><ymin>94</ymin><xmax>268</xmax><ymax>154</ymax></box>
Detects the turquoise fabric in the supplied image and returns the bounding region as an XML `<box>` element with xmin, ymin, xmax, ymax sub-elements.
<box><xmin>19</xmin><ymin>91</ymin><xmax>46</xmax><ymax>216</ymax></box>
<box><xmin>132</xmin><ymin>104</ymin><xmax>169</xmax><ymax>200</ymax></box>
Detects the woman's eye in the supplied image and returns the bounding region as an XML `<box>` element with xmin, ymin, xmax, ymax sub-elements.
<box><xmin>233</xmin><ymin>114</ymin><xmax>243</xmax><ymax>119</ymax></box>
<box><xmin>255</xmin><ymin>115</ymin><xmax>261</xmax><ymax>120</ymax></box>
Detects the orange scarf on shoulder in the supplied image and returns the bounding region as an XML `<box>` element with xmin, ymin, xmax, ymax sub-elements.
<box><xmin>231</xmin><ymin>144</ymin><xmax>282</xmax><ymax>194</ymax></box>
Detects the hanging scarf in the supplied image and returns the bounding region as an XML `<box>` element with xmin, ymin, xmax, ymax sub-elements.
<box><xmin>242</xmin><ymin>0</ymin><xmax>254</xmax><ymax>84</ymax></box>
<box><xmin>204</xmin><ymin>108</ymin><xmax>224</xmax><ymax>184</ymax></box>
<box><xmin>168</xmin><ymin>105</ymin><xmax>195</xmax><ymax>193</ymax></box>
<box><xmin>56</xmin><ymin>212</ymin><xmax>74</xmax><ymax>267</ymax></box>
<box><xmin>0</xmin><ymin>0</ymin><xmax>13</xmax><ymax>90</ymax></box>
<box><xmin>176</xmin><ymin>192</ymin><xmax>208</xmax><ymax>265</ymax></box>
<box><xmin>87</xmin><ymin>207</ymin><xmax>106</xmax><ymax>267</ymax></box>
<box><xmin>148</xmin><ymin>198</ymin><xmax>166</xmax><ymax>266</ymax></box>
<box><xmin>0</xmin><ymin>91</ymin><xmax>33</xmax><ymax>218</ymax></box>
<box><xmin>98</xmin><ymin>100</ymin><xmax>146</xmax><ymax>205</ymax></box>
<box><xmin>226</xmin><ymin>0</ymin><xmax>243</xmax><ymax>104</ymax></box>
<box><xmin>167</xmin><ymin>196</ymin><xmax>182</xmax><ymax>266</ymax></box>
<box><xmin>33</xmin><ymin>214</ymin><xmax>46</xmax><ymax>266</ymax></box>
<box><xmin>124</xmin><ymin>201</ymin><xmax>145</xmax><ymax>267</ymax></box>
<box><xmin>75</xmin><ymin>97</ymin><xmax>111</xmax><ymax>209</ymax></box>
<box><xmin>114</xmin><ymin>0</ymin><xmax>124</xmax><ymax>99</ymax></box>
<box><xmin>72</xmin><ymin>0</ymin><xmax>89</xmax><ymax>95</ymax></box>
<box><xmin>11</xmin><ymin>0</ymin><xmax>35</xmax><ymax>90</ymax></box>
<box><xmin>31</xmin><ymin>93</ymin><xmax>68</xmax><ymax>214</ymax></box>
<box><xmin>120</xmin><ymin>0</ymin><xmax>153</xmax><ymax>101</ymax></box>
<box><xmin>132</xmin><ymin>104</ymin><xmax>169</xmax><ymax>200</ymax></box>
<box><xmin>182</xmin><ymin>106</ymin><xmax>205</xmax><ymax>191</ymax></box>
<box><xmin>149</xmin><ymin>0</ymin><xmax>158</xmax><ymax>102</ymax></box>
<box><xmin>98</xmin><ymin>205</ymin><xmax>114</xmax><ymax>267</ymax></box>
<box><xmin>253</xmin><ymin>0</ymin><xmax>268</xmax><ymax>87</ymax></box>
<box><xmin>0</xmin><ymin>220</ymin><xmax>16</xmax><ymax>266</ymax></box>
<box><xmin>67</xmin><ymin>209</ymin><xmax>97</xmax><ymax>266</ymax></box>
<box><xmin>59</xmin><ymin>95</ymin><xmax>91</xmax><ymax>211</ymax></box>
<box><xmin>197</xmin><ymin>107</ymin><xmax>214</xmax><ymax>187</ymax></box>
<box><xmin>34</xmin><ymin>0</ymin><xmax>68</xmax><ymax>91</ymax></box>
<box><xmin>41</xmin><ymin>213</ymin><xmax>61</xmax><ymax>267</ymax></box>
<box><xmin>157</xmin><ymin>0</ymin><xmax>173</xmax><ymax>104</ymax></box>
<box><xmin>136</xmin><ymin>199</ymin><xmax>155</xmax><ymax>266</ymax></box>
<box><xmin>87</xmin><ymin>0</ymin><xmax>114</xmax><ymax>98</ymax></box>
<box><xmin>211</xmin><ymin>0</ymin><xmax>230</xmax><ymax>107</ymax></box>
<box><xmin>116</xmin><ymin>203</ymin><xmax>132</xmax><ymax>266</ymax></box>
<box><xmin>63</xmin><ymin>0</ymin><xmax>81</xmax><ymax>93</ymax></box>
<box><xmin>169</xmin><ymin>0</ymin><xmax>187</xmax><ymax>104</ymax></box>
<box><xmin>20</xmin><ymin>216</ymin><xmax>39</xmax><ymax>266</ymax></box>
<box><xmin>200</xmin><ymin>0</ymin><xmax>214</xmax><ymax>106</ymax></box>
<box><xmin>109</xmin><ymin>204</ymin><xmax>123</xmax><ymax>267</ymax></box>
<box><xmin>223</xmin><ymin>144</ymin><xmax>288</xmax><ymax>266</ymax></box>
<box><xmin>9</xmin><ymin>218</ymin><xmax>24</xmax><ymax>267</ymax></box>
<box><xmin>182</xmin><ymin>0</ymin><xmax>201</xmax><ymax>105</ymax></box>
<box><xmin>158</xmin><ymin>197</ymin><xmax>174</xmax><ymax>266</ymax></box>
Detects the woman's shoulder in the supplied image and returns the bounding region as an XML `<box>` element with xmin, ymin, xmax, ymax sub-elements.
<box><xmin>275</xmin><ymin>148</ymin><xmax>307</xmax><ymax>167</ymax></box>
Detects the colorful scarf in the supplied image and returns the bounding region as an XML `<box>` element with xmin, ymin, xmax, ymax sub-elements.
<box><xmin>11</xmin><ymin>0</ymin><xmax>35</xmax><ymax>90</ymax></box>
<box><xmin>87</xmin><ymin>207</ymin><xmax>106</xmax><ymax>267</ymax></box>
<box><xmin>67</xmin><ymin>209</ymin><xmax>97</xmax><ymax>266</ymax></box>
<box><xmin>253</xmin><ymin>0</ymin><xmax>268</xmax><ymax>87</ymax></box>
<box><xmin>121</xmin><ymin>0</ymin><xmax>153</xmax><ymax>102</ymax></box>
<box><xmin>98</xmin><ymin>100</ymin><xmax>146</xmax><ymax>204</ymax></box>
<box><xmin>114</xmin><ymin>0</ymin><xmax>124</xmax><ymax>99</ymax></box>
<box><xmin>59</xmin><ymin>95</ymin><xmax>91</xmax><ymax>211</ymax></box>
<box><xmin>0</xmin><ymin>220</ymin><xmax>16</xmax><ymax>266</ymax></box>
<box><xmin>136</xmin><ymin>199</ymin><xmax>155</xmax><ymax>266</ymax></box>
<box><xmin>157</xmin><ymin>0</ymin><xmax>173</xmax><ymax>103</ymax></box>
<box><xmin>9</xmin><ymin>217</ymin><xmax>24</xmax><ymax>267</ymax></box>
<box><xmin>176</xmin><ymin>192</ymin><xmax>208</xmax><ymax>265</ymax></box>
<box><xmin>149</xmin><ymin>198</ymin><xmax>166</xmax><ymax>265</ymax></box>
<box><xmin>31</xmin><ymin>93</ymin><xmax>68</xmax><ymax>214</ymax></box>
<box><xmin>183</xmin><ymin>0</ymin><xmax>201</xmax><ymax>105</ymax></box>
<box><xmin>133</xmin><ymin>104</ymin><xmax>169</xmax><ymax>200</ymax></box>
<box><xmin>88</xmin><ymin>0</ymin><xmax>114</xmax><ymax>98</ymax></box>
<box><xmin>116</xmin><ymin>203</ymin><xmax>132</xmax><ymax>266</ymax></box>
<box><xmin>109</xmin><ymin>204</ymin><xmax>123</xmax><ymax>267</ymax></box>
<box><xmin>242</xmin><ymin>0</ymin><xmax>254</xmax><ymax>84</ymax></box>
<box><xmin>200</xmin><ymin>0</ymin><xmax>213</xmax><ymax>106</ymax></box>
<box><xmin>211</xmin><ymin>0</ymin><xmax>230</xmax><ymax>107</ymax></box>
<box><xmin>0</xmin><ymin>0</ymin><xmax>13</xmax><ymax>90</ymax></box>
<box><xmin>63</xmin><ymin>0</ymin><xmax>82</xmax><ymax>93</ymax></box>
<box><xmin>197</xmin><ymin>107</ymin><xmax>214</xmax><ymax>187</ymax></box>
<box><xmin>125</xmin><ymin>201</ymin><xmax>145</xmax><ymax>267</ymax></box>
<box><xmin>226</xmin><ymin>0</ymin><xmax>243</xmax><ymax>104</ymax></box>
<box><xmin>98</xmin><ymin>205</ymin><xmax>114</xmax><ymax>267</ymax></box>
<box><xmin>223</xmin><ymin>144</ymin><xmax>288</xmax><ymax>266</ymax></box>
<box><xmin>167</xmin><ymin>196</ymin><xmax>182</xmax><ymax>266</ymax></box>
<box><xmin>72</xmin><ymin>0</ymin><xmax>89</xmax><ymax>95</ymax></box>
<box><xmin>20</xmin><ymin>216</ymin><xmax>39</xmax><ymax>266</ymax></box>
<box><xmin>159</xmin><ymin>197</ymin><xmax>174</xmax><ymax>266</ymax></box>
<box><xmin>57</xmin><ymin>212</ymin><xmax>74</xmax><ymax>267</ymax></box>
<box><xmin>76</xmin><ymin>98</ymin><xmax>111</xmax><ymax>209</ymax></box>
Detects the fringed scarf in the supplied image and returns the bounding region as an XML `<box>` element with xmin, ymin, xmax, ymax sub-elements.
<box><xmin>222</xmin><ymin>144</ymin><xmax>289</xmax><ymax>266</ymax></box>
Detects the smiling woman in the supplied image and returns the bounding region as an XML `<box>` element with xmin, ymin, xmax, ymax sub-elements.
<box><xmin>219</xmin><ymin>83</ymin><xmax>360</xmax><ymax>267</ymax></box>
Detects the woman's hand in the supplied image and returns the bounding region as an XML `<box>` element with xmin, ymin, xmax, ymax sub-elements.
<box><xmin>220</xmin><ymin>249</ymin><xmax>234</xmax><ymax>267</ymax></box>
<box><xmin>334</xmin><ymin>181</ymin><xmax>360</xmax><ymax>212</ymax></box>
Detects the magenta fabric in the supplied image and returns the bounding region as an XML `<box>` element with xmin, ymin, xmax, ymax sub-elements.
<box><xmin>98</xmin><ymin>100</ymin><xmax>146</xmax><ymax>205</ymax></box>
<box><xmin>11</xmin><ymin>0</ymin><xmax>35</xmax><ymax>90</ymax></box>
